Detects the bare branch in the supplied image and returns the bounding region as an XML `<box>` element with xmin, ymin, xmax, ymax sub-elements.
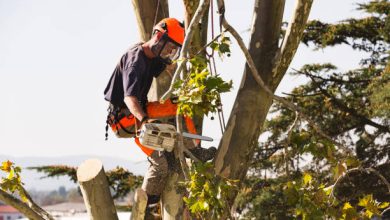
<box><xmin>0</xmin><ymin>189</ymin><xmax>45</xmax><ymax>220</ymax></box>
<box><xmin>216</xmin><ymin>0</ymin><xmax>353</xmax><ymax>155</ymax></box>
<box><xmin>21</xmin><ymin>188</ymin><xmax>54</xmax><ymax>220</ymax></box>
<box><xmin>160</xmin><ymin>0</ymin><xmax>211</xmax><ymax>102</ymax></box>
<box><xmin>367</xmin><ymin>167</ymin><xmax>390</xmax><ymax>193</ymax></box>
<box><xmin>286</xmin><ymin>111</ymin><xmax>300</xmax><ymax>144</ymax></box>
<box><xmin>272</xmin><ymin>0</ymin><xmax>314</xmax><ymax>87</ymax></box>
<box><xmin>284</xmin><ymin>112</ymin><xmax>299</xmax><ymax>178</ymax></box>
<box><xmin>306</xmin><ymin>73</ymin><xmax>390</xmax><ymax>133</ymax></box>
<box><xmin>176</xmin><ymin>115</ymin><xmax>190</xmax><ymax>181</ymax></box>
<box><xmin>331</xmin><ymin>167</ymin><xmax>390</xmax><ymax>199</ymax></box>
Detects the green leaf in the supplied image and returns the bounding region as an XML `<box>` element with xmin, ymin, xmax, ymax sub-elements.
<box><xmin>7</xmin><ymin>169</ymin><xmax>15</xmax><ymax>179</ymax></box>
<box><xmin>358</xmin><ymin>194</ymin><xmax>373</xmax><ymax>207</ymax></box>
<box><xmin>303</xmin><ymin>172</ymin><xmax>312</xmax><ymax>186</ymax></box>
<box><xmin>343</xmin><ymin>202</ymin><xmax>353</xmax><ymax>210</ymax></box>
<box><xmin>219</xmin><ymin>43</ymin><xmax>230</xmax><ymax>53</ymax></box>
<box><xmin>379</xmin><ymin>202</ymin><xmax>390</xmax><ymax>209</ymax></box>
<box><xmin>333</xmin><ymin>162</ymin><xmax>347</xmax><ymax>180</ymax></box>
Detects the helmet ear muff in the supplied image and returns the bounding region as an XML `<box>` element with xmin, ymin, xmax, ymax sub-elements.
<box><xmin>160</xmin><ymin>22</ymin><xmax>167</xmax><ymax>30</ymax></box>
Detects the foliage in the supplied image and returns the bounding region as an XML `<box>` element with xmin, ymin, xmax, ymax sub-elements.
<box><xmin>106</xmin><ymin>167</ymin><xmax>143</xmax><ymax>199</ymax></box>
<box><xmin>284</xmin><ymin>172</ymin><xmax>389</xmax><ymax>219</ymax></box>
<box><xmin>209</xmin><ymin>36</ymin><xmax>232</xmax><ymax>58</ymax></box>
<box><xmin>1</xmin><ymin>160</ymin><xmax>27</xmax><ymax>202</ymax></box>
<box><xmin>173</xmin><ymin>36</ymin><xmax>233</xmax><ymax>118</ymax></box>
<box><xmin>237</xmin><ymin>1</ymin><xmax>390</xmax><ymax>218</ymax></box>
<box><xmin>367</xmin><ymin>64</ymin><xmax>390</xmax><ymax>118</ymax></box>
<box><xmin>302</xmin><ymin>0</ymin><xmax>389</xmax><ymax>65</ymax></box>
<box><xmin>29</xmin><ymin>165</ymin><xmax>143</xmax><ymax>199</ymax></box>
<box><xmin>183</xmin><ymin>162</ymin><xmax>238</xmax><ymax>219</ymax></box>
<box><xmin>29</xmin><ymin>165</ymin><xmax>78</xmax><ymax>182</ymax></box>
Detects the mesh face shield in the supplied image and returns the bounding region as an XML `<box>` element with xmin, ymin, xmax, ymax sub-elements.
<box><xmin>151</xmin><ymin>32</ymin><xmax>181</xmax><ymax>64</ymax></box>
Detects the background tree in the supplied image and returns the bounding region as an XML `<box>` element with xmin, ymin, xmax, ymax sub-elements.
<box><xmin>29</xmin><ymin>165</ymin><xmax>143</xmax><ymax>200</ymax></box>
<box><xmin>236</xmin><ymin>1</ymin><xmax>390</xmax><ymax>218</ymax></box>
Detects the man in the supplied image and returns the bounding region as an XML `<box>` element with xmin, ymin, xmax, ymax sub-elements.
<box><xmin>104</xmin><ymin>18</ymin><xmax>216</xmax><ymax>217</ymax></box>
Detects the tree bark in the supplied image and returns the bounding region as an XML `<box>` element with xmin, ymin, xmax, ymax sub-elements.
<box><xmin>272</xmin><ymin>0</ymin><xmax>314</xmax><ymax>88</ymax></box>
<box><xmin>77</xmin><ymin>159</ymin><xmax>118</xmax><ymax>220</ymax></box>
<box><xmin>214</xmin><ymin>0</ymin><xmax>286</xmax><ymax>203</ymax></box>
<box><xmin>131</xmin><ymin>0</ymin><xmax>171</xmax><ymax>102</ymax></box>
<box><xmin>130</xmin><ymin>188</ymin><xmax>148</xmax><ymax>220</ymax></box>
<box><xmin>131</xmin><ymin>0</ymin><xmax>169</xmax><ymax>42</ymax></box>
<box><xmin>213</xmin><ymin>0</ymin><xmax>314</xmax><ymax>209</ymax></box>
<box><xmin>161</xmin><ymin>172</ymin><xmax>187</xmax><ymax>220</ymax></box>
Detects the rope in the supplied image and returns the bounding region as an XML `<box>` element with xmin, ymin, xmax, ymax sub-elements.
<box><xmin>210</xmin><ymin>0</ymin><xmax>215</xmax><ymax>45</ymax></box>
<box><xmin>208</xmin><ymin>1</ymin><xmax>226</xmax><ymax>134</ymax></box>
<box><xmin>153</xmin><ymin>0</ymin><xmax>161</xmax><ymax>27</ymax></box>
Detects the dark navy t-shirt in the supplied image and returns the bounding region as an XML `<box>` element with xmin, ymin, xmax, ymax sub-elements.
<box><xmin>104</xmin><ymin>44</ymin><xmax>166</xmax><ymax>108</ymax></box>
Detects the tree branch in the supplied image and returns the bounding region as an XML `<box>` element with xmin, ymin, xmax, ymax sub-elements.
<box><xmin>306</xmin><ymin>74</ymin><xmax>390</xmax><ymax>133</ymax></box>
<box><xmin>160</xmin><ymin>0</ymin><xmax>210</xmax><ymax>102</ymax></box>
<box><xmin>175</xmin><ymin>115</ymin><xmax>190</xmax><ymax>181</ymax></box>
<box><xmin>367</xmin><ymin>167</ymin><xmax>390</xmax><ymax>193</ymax></box>
<box><xmin>331</xmin><ymin>166</ymin><xmax>390</xmax><ymax>199</ymax></box>
<box><xmin>0</xmin><ymin>189</ymin><xmax>46</xmax><ymax>220</ymax></box>
<box><xmin>216</xmin><ymin>0</ymin><xmax>352</xmax><ymax>155</ymax></box>
<box><xmin>21</xmin><ymin>188</ymin><xmax>54</xmax><ymax>220</ymax></box>
<box><xmin>272</xmin><ymin>0</ymin><xmax>314</xmax><ymax>88</ymax></box>
<box><xmin>285</xmin><ymin>112</ymin><xmax>299</xmax><ymax>178</ymax></box>
<box><xmin>292</xmin><ymin>68</ymin><xmax>371</xmax><ymax>84</ymax></box>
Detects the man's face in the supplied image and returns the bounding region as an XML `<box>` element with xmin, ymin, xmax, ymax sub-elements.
<box><xmin>151</xmin><ymin>31</ymin><xmax>181</xmax><ymax>64</ymax></box>
<box><xmin>159</xmin><ymin>41</ymin><xmax>180</xmax><ymax>60</ymax></box>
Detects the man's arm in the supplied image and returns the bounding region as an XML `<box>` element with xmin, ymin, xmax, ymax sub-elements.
<box><xmin>124</xmin><ymin>96</ymin><xmax>147</xmax><ymax>122</ymax></box>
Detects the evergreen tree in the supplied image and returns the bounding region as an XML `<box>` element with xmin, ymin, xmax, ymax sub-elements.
<box><xmin>237</xmin><ymin>1</ymin><xmax>390</xmax><ymax>219</ymax></box>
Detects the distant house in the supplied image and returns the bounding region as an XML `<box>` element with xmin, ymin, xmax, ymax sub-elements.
<box><xmin>0</xmin><ymin>205</ymin><xmax>24</xmax><ymax>220</ymax></box>
<box><xmin>43</xmin><ymin>202</ymin><xmax>87</xmax><ymax>217</ymax></box>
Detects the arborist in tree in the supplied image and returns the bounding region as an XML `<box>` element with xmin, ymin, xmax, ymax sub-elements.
<box><xmin>104</xmin><ymin>18</ymin><xmax>216</xmax><ymax>217</ymax></box>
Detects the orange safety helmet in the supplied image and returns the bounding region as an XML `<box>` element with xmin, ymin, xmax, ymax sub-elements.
<box><xmin>151</xmin><ymin>18</ymin><xmax>185</xmax><ymax>64</ymax></box>
<box><xmin>153</xmin><ymin>18</ymin><xmax>185</xmax><ymax>45</ymax></box>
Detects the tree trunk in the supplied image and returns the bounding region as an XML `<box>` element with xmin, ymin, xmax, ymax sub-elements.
<box><xmin>131</xmin><ymin>0</ymin><xmax>171</xmax><ymax>101</ymax></box>
<box><xmin>214</xmin><ymin>0</ymin><xmax>286</xmax><ymax>205</ymax></box>
<box><xmin>161</xmin><ymin>172</ymin><xmax>190</xmax><ymax>220</ymax></box>
<box><xmin>77</xmin><ymin>159</ymin><xmax>118</xmax><ymax>220</ymax></box>
<box><xmin>214</xmin><ymin>0</ymin><xmax>313</xmax><ymax>209</ymax></box>
<box><xmin>130</xmin><ymin>188</ymin><xmax>148</xmax><ymax>220</ymax></box>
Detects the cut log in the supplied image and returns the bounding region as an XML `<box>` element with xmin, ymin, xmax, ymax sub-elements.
<box><xmin>77</xmin><ymin>159</ymin><xmax>118</xmax><ymax>220</ymax></box>
<box><xmin>130</xmin><ymin>188</ymin><xmax>148</xmax><ymax>220</ymax></box>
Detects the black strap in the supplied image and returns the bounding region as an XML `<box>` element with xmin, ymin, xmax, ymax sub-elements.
<box><xmin>117</xmin><ymin>120</ymin><xmax>137</xmax><ymax>135</ymax></box>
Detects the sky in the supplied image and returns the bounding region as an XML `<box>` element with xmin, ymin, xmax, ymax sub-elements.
<box><xmin>0</xmin><ymin>0</ymin><xmax>370</xmax><ymax>165</ymax></box>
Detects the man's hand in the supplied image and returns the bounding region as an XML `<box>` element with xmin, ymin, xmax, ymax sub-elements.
<box><xmin>140</xmin><ymin>118</ymin><xmax>162</xmax><ymax>128</ymax></box>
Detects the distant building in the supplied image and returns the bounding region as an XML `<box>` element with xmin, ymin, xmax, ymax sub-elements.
<box><xmin>43</xmin><ymin>202</ymin><xmax>87</xmax><ymax>217</ymax></box>
<box><xmin>0</xmin><ymin>205</ymin><xmax>24</xmax><ymax>220</ymax></box>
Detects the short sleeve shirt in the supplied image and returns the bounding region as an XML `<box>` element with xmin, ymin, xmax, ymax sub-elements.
<box><xmin>104</xmin><ymin>44</ymin><xmax>166</xmax><ymax>108</ymax></box>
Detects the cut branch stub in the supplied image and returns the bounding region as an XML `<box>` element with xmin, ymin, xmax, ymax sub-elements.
<box><xmin>77</xmin><ymin>159</ymin><xmax>118</xmax><ymax>220</ymax></box>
